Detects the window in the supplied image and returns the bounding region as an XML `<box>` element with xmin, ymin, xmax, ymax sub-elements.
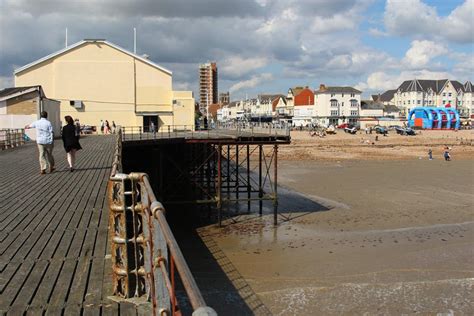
<box><xmin>330</xmin><ymin>100</ymin><xmax>338</xmax><ymax>107</ymax></box>
<box><xmin>350</xmin><ymin>110</ymin><xmax>358</xmax><ymax>116</ymax></box>
<box><xmin>443</xmin><ymin>100</ymin><xmax>446</xmax><ymax>104</ymax></box>
<box><xmin>342</xmin><ymin>93</ymin><xmax>344</xmax><ymax>97</ymax></box>
<box><xmin>417</xmin><ymin>100</ymin><xmax>421</xmax><ymax>104</ymax></box>
<box><xmin>350</xmin><ymin>93</ymin><xmax>355</xmax><ymax>97</ymax></box>
<box><xmin>443</xmin><ymin>93</ymin><xmax>446</xmax><ymax>97</ymax></box>
<box><xmin>331</xmin><ymin>93</ymin><xmax>335</xmax><ymax>97</ymax></box>
<box><xmin>330</xmin><ymin>110</ymin><xmax>338</xmax><ymax>116</ymax></box>
<box><xmin>408</xmin><ymin>100</ymin><xmax>411</xmax><ymax>105</ymax></box>
<box><xmin>448</xmin><ymin>93</ymin><xmax>452</xmax><ymax>97</ymax></box>
<box><xmin>341</xmin><ymin>102</ymin><xmax>344</xmax><ymax>107</ymax></box>
<box><xmin>350</xmin><ymin>100</ymin><xmax>358</xmax><ymax>107</ymax></box>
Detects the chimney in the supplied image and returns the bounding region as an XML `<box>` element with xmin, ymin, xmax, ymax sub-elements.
<box><xmin>319</xmin><ymin>84</ymin><xmax>327</xmax><ymax>91</ymax></box>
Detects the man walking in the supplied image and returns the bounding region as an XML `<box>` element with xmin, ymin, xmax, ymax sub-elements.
<box><xmin>25</xmin><ymin>111</ymin><xmax>55</xmax><ymax>174</ymax></box>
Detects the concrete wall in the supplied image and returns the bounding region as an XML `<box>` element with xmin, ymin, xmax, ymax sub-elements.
<box><xmin>42</xmin><ymin>98</ymin><xmax>61</xmax><ymax>137</ymax></box>
<box><xmin>0</xmin><ymin>114</ymin><xmax>37</xmax><ymax>140</ymax></box>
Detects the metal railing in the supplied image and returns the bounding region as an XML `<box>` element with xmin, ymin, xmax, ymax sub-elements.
<box><xmin>0</xmin><ymin>128</ymin><xmax>25</xmax><ymax>150</ymax></box>
<box><xmin>108</xmin><ymin>128</ymin><xmax>216</xmax><ymax>315</ymax></box>
<box><xmin>121</xmin><ymin>123</ymin><xmax>290</xmax><ymax>141</ymax></box>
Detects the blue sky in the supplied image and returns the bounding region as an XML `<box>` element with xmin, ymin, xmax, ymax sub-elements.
<box><xmin>0</xmin><ymin>0</ymin><xmax>473</xmax><ymax>99</ymax></box>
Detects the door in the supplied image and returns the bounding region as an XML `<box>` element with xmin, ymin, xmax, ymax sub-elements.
<box><xmin>143</xmin><ymin>116</ymin><xmax>158</xmax><ymax>132</ymax></box>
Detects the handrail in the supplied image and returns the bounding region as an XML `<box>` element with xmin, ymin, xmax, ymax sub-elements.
<box><xmin>120</xmin><ymin>123</ymin><xmax>290</xmax><ymax>141</ymax></box>
<box><xmin>0</xmin><ymin>128</ymin><xmax>26</xmax><ymax>150</ymax></box>
<box><xmin>108</xmin><ymin>128</ymin><xmax>216</xmax><ymax>315</ymax></box>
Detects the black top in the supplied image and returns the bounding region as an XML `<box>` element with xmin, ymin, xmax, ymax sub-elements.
<box><xmin>62</xmin><ymin>124</ymin><xmax>82</xmax><ymax>152</ymax></box>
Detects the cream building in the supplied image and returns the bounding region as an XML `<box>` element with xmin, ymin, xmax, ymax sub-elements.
<box><xmin>14</xmin><ymin>39</ymin><xmax>194</xmax><ymax>131</ymax></box>
<box><xmin>392</xmin><ymin>79</ymin><xmax>473</xmax><ymax>117</ymax></box>
<box><xmin>314</xmin><ymin>84</ymin><xmax>361</xmax><ymax>126</ymax></box>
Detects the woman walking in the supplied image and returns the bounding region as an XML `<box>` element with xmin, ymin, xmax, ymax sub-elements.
<box><xmin>62</xmin><ymin>116</ymin><xmax>82</xmax><ymax>171</ymax></box>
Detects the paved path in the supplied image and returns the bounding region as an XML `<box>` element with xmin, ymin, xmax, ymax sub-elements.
<box><xmin>0</xmin><ymin>136</ymin><xmax>145</xmax><ymax>315</ymax></box>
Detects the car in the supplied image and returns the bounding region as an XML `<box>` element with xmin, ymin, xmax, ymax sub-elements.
<box><xmin>337</xmin><ymin>123</ymin><xmax>350</xmax><ymax>129</ymax></box>
<box><xmin>395</xmin><ymin>126</ymin><xmax>416</xmax><ymax>135</ymax></box>
<box><xmin>344</xmin><ymin>126</ymin><xmax>358</xmax><ymax>134</ymax></box>
<box><xmin>374</xmin><ymin>126</ymin><xmax>388</xmax><ymax>135</ymax></box>
<box><xmin>81</xmin><ymin>125</ymin><xmax>96</xmax><ymax>134</ymax></box>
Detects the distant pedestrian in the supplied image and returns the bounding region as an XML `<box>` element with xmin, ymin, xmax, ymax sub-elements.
<box><xmin>74</xmin><ymin>119</ymin><xmax>81</xmax><ymax>136</ymax></box>
<box><xmin>444</xmin><ymin>146</ymin><xmax>451</xmax><ymax>161</ymax></box>
<box><xmin>100</xmin><ymin>120</ymin><xmax>104</xmax><ymax>134</ymax></box>
<box><xmin>150</xmin><ymin>121</ymin><xmax>156</xmax><ymax>134</ymax></box>
<box><xmin>428</xmin><ymin>149</ymin><xmax>433</xmax><ymax>160</ymax></box>
<box><xmin>25</xmin><ymin>111</ymin><xmax>55</xmax><ymax>174</ymax></box>
<box><xmin>62</xmin><ymin>116</ymin><xmax>82</xmax><ymax>172</ymax></box>
<box><xmin>112</xmin><ymin>121</ymin><xmax>116</xmax><ymax>134</ymax></box>
<box><xmin>105</xmin><ymin>120</ymin><xmax>111</xmax><ymax>134</ymax></box>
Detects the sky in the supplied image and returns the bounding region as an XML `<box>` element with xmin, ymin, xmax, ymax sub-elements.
<box><xmin>0</xmin><ymin>0</ymin><xmax>473</xmax><ymax>100</ymax></box>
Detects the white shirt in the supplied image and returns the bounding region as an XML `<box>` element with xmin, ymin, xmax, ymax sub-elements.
<box><xmin>29</xmin><ymin>118</ymin><xmax>54</xmax><ymax>144</ymax></box>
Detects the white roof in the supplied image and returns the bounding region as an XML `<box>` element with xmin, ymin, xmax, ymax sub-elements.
<box><xmin>14</xmin><ymin>39</ymin><xmax>172</xmax><ymax>76</ymax></box>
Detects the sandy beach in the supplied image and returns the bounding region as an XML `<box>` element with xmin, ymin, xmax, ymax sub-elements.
<box><xmin>193</xmin><ymin>130</ymin><xmax>474</xmax><ymax>315</ymax></box>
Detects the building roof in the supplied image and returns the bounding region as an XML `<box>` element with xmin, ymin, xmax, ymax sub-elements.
<box><xmin>289</xmin><ymin>86</ymin><xmax>306</xmax><ymax>96</ymax></box>
<box><xmin>384</xmin><ymin>104</ymin><xmax>400</xmax><ymax>113</ymax></box>
<box><xmin>258</xmin><ymin>94</ymin><xmax>285</xmax><ymax>102</ymax></box>
<box><xmin>0</xmin><ymin>85</ymin><xmax>44</xmax><ymax>101</ymax></box>
<box><xmin>397</xmin><ymin>79</ymin><xmax>466</xmax><ymax>93</ymax></box>
<box><xmin>314</xmin><ymin>85</ymin><xmax>362</xmax><ymax>94</ymax></box>
<box><xmin>380</xmin><ymin>89</ymin><xmax>396</xmax><ymax>102</ymax></box>
<box><xmin>14</xmin><ymin>39</ymin><xmax>172</xmax><ymax>75</ymax></box>
<box><xmin>361</xmin><ymin>100</ymin><xmax>384</xmax><ymax>110</ymax></box>
<box><xmin>464</xmin><ymin>81</ymin><xmax>473</xmax><ymax>93</ymax></box>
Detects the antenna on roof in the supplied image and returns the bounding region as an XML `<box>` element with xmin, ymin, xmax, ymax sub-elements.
<box><xmin>65</xmin><ymin>28</ymin><xmax>68</xmax><ymax>48</ymax></box>
<box><xmin>133</xmin><ymin>27</ymin><xmax>137</xmax><ymax>54</ymax></box>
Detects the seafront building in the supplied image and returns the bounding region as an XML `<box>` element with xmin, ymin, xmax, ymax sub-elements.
<box><xmin>14</xmin><ymin>39</ymin><xmax>195</xmax><ymax>130</ymax></box>
<box><xmin>389</xmin><ymin>79</ymin><xmax>473</xmax><ymax>118</ymax></box>
<box><xmin>199</xmin><ymin>62</ymin><xmax>218</xmax><ymax>117</ymax></box>
<box><xmin>288</xmin><ymin>87</ymin><xmax>314</xmax><ymax>127</ymax></box>
<box><xmin>313</xmin><ymin>84</ymin><xmax>361</xmax><ymax>126</ymax></box>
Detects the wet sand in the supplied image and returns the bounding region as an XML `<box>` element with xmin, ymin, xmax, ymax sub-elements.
<box><xmin>198</xmin><ymin>159</ymin><xmax>474</xmax><ymax>314</ymax></box>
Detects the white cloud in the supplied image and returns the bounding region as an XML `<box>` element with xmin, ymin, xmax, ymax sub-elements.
<box><xmin>368</xmin><ymin>28</ymin><xmax>388</xmax><ymax>37</ymax></box>
<box><xmin>229</xmin><ymin>73</ymin><xmax>273</xmax><ymax>93</ymax></box>
<box><xmin>402</xmin><ymin>40</ymin><xmax>447</xmax><ymax>68</ymax></box>
<box><xmin>220</xmin><ymin>56</ymin><xmax>268</xmax><ymax>78</ymax></box>
<box><xmin>0</xmin><ymin>76</ymin><xmax>14</xmax><ymax>89</ymax></box>
<box><xmin>384</xmin><ymin>0</ymin><xmax>474</xmax><ymax>43</ymax></box>
<box><xmin>356</xmin><ymin>69</ymin><xmax>453</xmax><ymax>94</ymax></box>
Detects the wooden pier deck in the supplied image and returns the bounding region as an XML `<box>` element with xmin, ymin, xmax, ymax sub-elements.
<box><xmin>0</xmin><ymin>136</ymin><xmax>146</xmax><ymax>315</ymax></box>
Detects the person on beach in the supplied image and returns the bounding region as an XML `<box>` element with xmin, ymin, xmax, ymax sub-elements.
<box><xmin>428</xmin><ymin>149</ymin><xmax>433</xmax><ymax>160</ymax></box>
<box><xmin>443</xmin><ymin>146</ymin><xmax>451</xmax><ymax>161</ymax></box>
<box><xmin>112</xmin><ymin>121</ymin><xmax>116</xmax><ymax>134</ymax></box>
<box><xmin>25</xmin><ymin>111</ymin><xmax>55</xmax><ymax>175</ymax></box>
<box><xmin>100</xmin><ymin>120</ymin><xmax>104</xmax><ymax>134</ymax></box>
<box><xmin>62</xmin><ymin>115</ymin><xmax>82</xmax><ymax>172</ymax></box>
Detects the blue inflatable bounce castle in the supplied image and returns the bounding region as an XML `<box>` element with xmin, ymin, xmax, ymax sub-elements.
<box><xmin>408</xmin><ymin>107</ymin><xmax>460</xmax><ymax>129</ymax></box>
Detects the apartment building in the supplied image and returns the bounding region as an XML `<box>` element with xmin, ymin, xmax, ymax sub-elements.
<box><xmin>393</xmin><ymin>79</ymin><xmax>474</xmax><ymax>117</ymax></box>
<box><xmin>199</xmin><ymin>62</ymin><xmax>218</xmax><ymax>116</ymax></box>
<box><xmin>314</xmin><ymin>84</ymin><xmax>361</xmax><ymax>126</ymax></box>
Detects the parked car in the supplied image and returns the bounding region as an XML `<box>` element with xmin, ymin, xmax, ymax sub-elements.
<box><xmin>344</xmin><ymin>126</ymin><xmax>358</xmax><ymax>134</ymax></box>
<box><xmin>374</xmin><ymin>125</ymin><xmax>388</xmax><ymax>135</ymax></box>
<box><xmin>337</xmin><ymin>123</ymin><xmax>350</xmax><ymax>129</ymax></box>
<box><xmin>395</xmin><ymin>126</ymin><xmax>416</xmax><ymax>135</ymax></box>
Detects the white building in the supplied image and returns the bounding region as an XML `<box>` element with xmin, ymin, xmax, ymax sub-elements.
<box><xmin>393</xmin><ymin>79</ymin><xmax>473</xmax><ymax>117</ymax></box>
<box><xmin>314</xmin><ymin>84</ymin><xmax>361</xmax><ymax>126</ymax></box>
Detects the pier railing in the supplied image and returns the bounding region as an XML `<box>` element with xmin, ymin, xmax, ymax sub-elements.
<box><xmin>0</xmin><ymin>128</ymin><xmax>25</xmax><ymax>150</ymax></box>
<box><xmin>121</xmin><ymin>123</ymin><xmax>290</xmax><ymax>141</ymax></box>
<box><xmin>108</xmin><ymin>128</ymin><xmax>216</xmax><ymax>315</ymax></box>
